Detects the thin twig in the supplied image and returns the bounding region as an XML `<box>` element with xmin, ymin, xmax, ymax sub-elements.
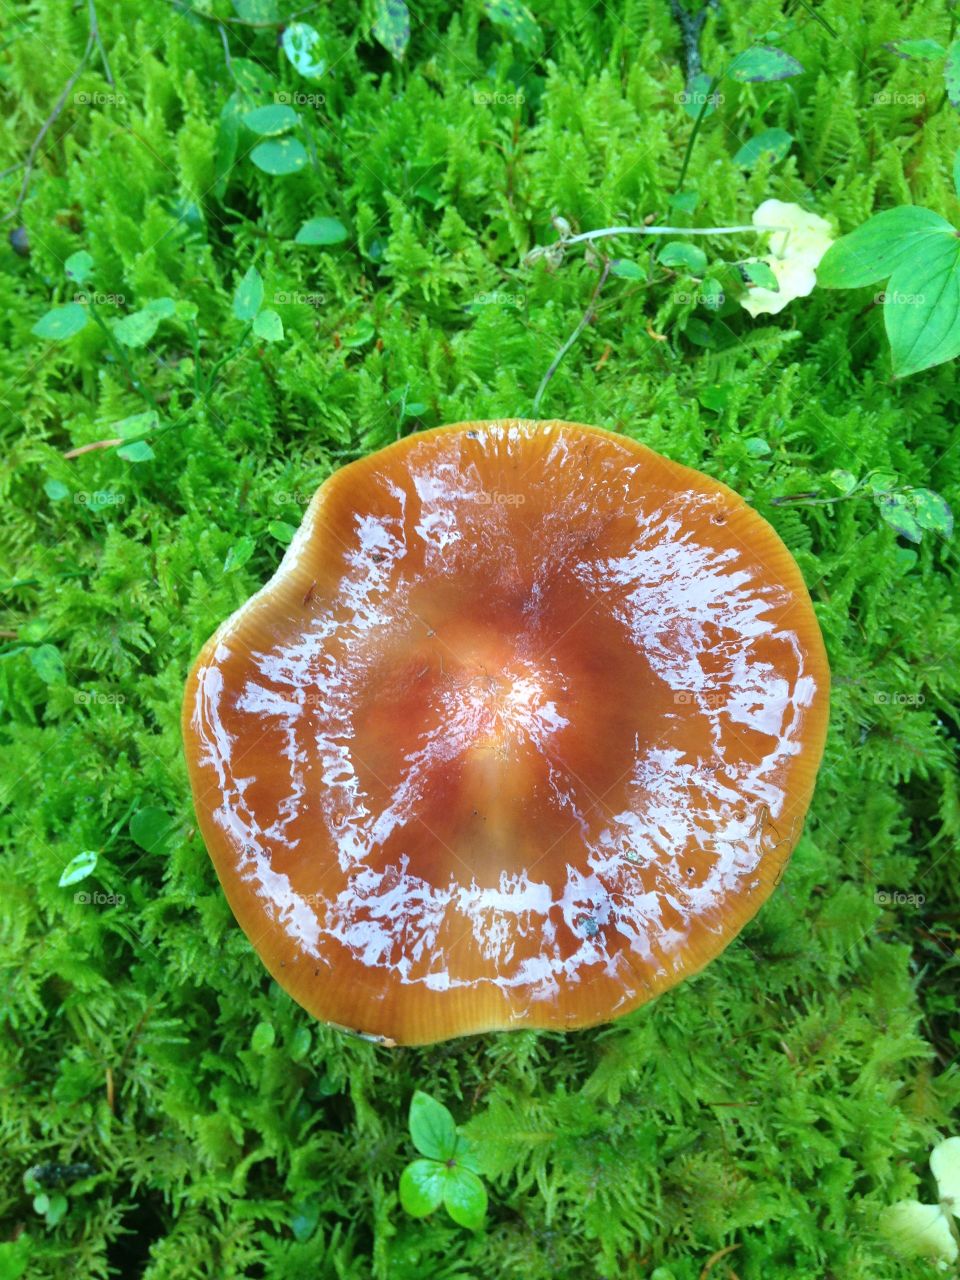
<box><xmin>87</xmin><ymin>0</ymin><xmax>114</xmax><ymax>86</ymax></box>
<box><xmin>668</xmin><ymin>0</ymin><xmax>713</xmax><ymax>80</ymax></box>
<box><xmin>4</xmin><ymin>51</ymin><xmax>92</xmax><ymax>223</ymax></box>
<box><xmin>532</xmin><ymin>259</ymin><xmax>611</xmax><ymax>415</ymax></box>
<box><xmin>566</xmin><ymin>223</ymin><xmax>782</xmax><ymax>243</ymax></box>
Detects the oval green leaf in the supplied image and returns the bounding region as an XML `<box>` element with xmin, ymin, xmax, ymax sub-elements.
<box><xmin>30</xmin><ymin>644</ymin><xmax>66</xmax><ymax>684</ymax></box>
<box><xmin>483</xmin><ymin>0</ymin><xmax>542</xmax><ymax>51</ymax></box>
<box><xmin>399</xmin><ymin>1159</ymin><xmax>446</xmax><ymax>1217</ymax></box>
<box><xmin>295</xmin><ymin>217</ymin><xmax>348</xmax><ymax>245</ymax></box>
<box><xmin>817</xmin><ymin>207</ymin><xmax>956</xmax><ymax>290</ymax></box>
<box><xmin>884</xmin><ymin>237</ymin><xmax>960</xmax><ymax>377</ymax></box>
<box><xmin>224</xmin><ymin>536</ymin><xmax>256</xmax><ymax>572</ymax></box>
<box><xmin>251</xmin><ymin>138</ymin><xmax>309</xmax><ymax>175</ymax></box>
<box><xmin>733</xmin><ymin>128</ymin><xmax>793</xmax><ymax>169</ymax></box>
<box><xmin>32</xmin><ymin>303</ymin><xmax>89</xmax><ymax>340</ymax></box>
<box><xmin>253</xmin><ymin>308</ymin><xmax>284</xmax><ymax>342</ymax></box>
<box><xmin>233</xmin><ymin>266</ymin><xmax>264</xmax><ymax>321</ymax></box>
<box><xmin>409</xmin><ymin>1091</ymin><xmax>457</xmax><ymax>1159</ymax></box>
<box><xmin>243</xmin><ymin>104</ymin><xmax>299</xmax><ymax>136</ymax></box>
<box><xmin>64</xmin><ymin>250</ymin><xmax>94</xmax><ymax>284</ymax></box>
<box><xmin>130</xmin><ymin>806</ymin><xmax>176</xmax><ymax>854</ymax></box>
<box><xmin>659</xmin><ymin>242</ymin><xmax>707</xmax><ymax>275</ymax></box>
<box><xmin>728</xmin><ymin>45</ymin><xmax>804</xmax><ymax>82</ymax></box>
<box><xmin>113</xmin><ymin>309</ymin><xmax>161</xmax><ymax>348</ymax></box>
<box><xmin>443</xmin><ymin>1166</ymin><xmax>487</xmax><ymax>1230</ymax></box>
<box><xmin>373</xmin><ymin>0</ymin><xmax>410</xmax><ymax>60</ymax></box>
<box><xmin>282</xmin><ymin>22</ymin><xmax>326</xmax><ymax>78</ymax></box>
<box><xmin>59</xmin><ymin>849</ymin><xmax>98</xmax><ymax>887</ymax></box>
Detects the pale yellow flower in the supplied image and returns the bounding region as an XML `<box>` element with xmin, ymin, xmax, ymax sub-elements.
<box><xmin>739</xmin><ymin>199</ymin><xmax>834</xmax><ymax>317</ymax></box>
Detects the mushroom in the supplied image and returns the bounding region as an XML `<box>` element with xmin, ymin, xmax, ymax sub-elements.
<box><xmin>183</xmin><ymin>420</ymin><xmax>829</xmax><ymax>1046</ymax></box>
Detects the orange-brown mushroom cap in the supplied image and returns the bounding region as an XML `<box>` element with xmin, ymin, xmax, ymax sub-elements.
<box><xmin>182</xmin><ymin>420</ymin><xmax>829</xmax><ymax>1046</ymax></box>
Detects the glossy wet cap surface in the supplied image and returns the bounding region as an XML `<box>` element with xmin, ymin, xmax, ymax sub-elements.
<box><xmin>182</xmin><ymin>421</ymin><xmax>830</xmax><ymax>1045</ymax></box>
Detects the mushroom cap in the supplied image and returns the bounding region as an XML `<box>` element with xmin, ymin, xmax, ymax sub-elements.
<box><xmin>183</xmin><ymin>421</ymin><xmax>829</xmax><ymax>1046</ymax></box>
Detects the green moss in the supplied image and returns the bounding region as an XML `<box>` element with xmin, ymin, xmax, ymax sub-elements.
<box><xmin>1</xmin><ymin>0</ymin><xmax>958</xmax><ymax>1276</ymax></box>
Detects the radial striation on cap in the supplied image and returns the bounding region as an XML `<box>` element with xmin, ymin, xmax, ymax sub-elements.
<box><xmin>182</xmin><ymin>421</ymin><xmax>830</xmax><ymax>1045</ymax></box>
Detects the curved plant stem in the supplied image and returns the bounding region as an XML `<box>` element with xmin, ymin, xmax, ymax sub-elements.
<box><xmin>532</xmin><ymin>259</ymin><xmax>611</xmax><ymax>415</ymax></box>
<box><xmin>675</xmin><ymin>73</ymin><xmax>722</xmax><ymax>194</ymax></box>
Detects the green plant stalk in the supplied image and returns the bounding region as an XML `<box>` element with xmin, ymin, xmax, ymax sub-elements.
<box><xmin>675</xmin><ymin>73</ymin><xmax>722</xmax><ymax>194</ymax></box>
<box><xmin>87</xmin><ymin>300</ymin><xmax>162</xmax><ymax>415</ymax></box>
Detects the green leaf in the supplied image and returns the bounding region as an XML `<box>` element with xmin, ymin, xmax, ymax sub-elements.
<box><xmin>883</xmin><ymin>237</ymin><xmax>960</xmax><ymax>377</ymax></box>
<box><xmin>373</xmin><ymin>0</ymin><xmax>410</xmax><ymax>60</ymax></box>
<box><xmin>250</xmin><ymin>138</ymin><xmax>309</xmax><ymax>175</ymax></box>
<box><xmin>233</xmin><ymin>267</ymin><xmax>264</xmax><ymax>321</ymax></box>
<box><xmin>733</xmin><ymin>128</ymin><xmax>793</xmax><ymax>168</ymax></box>
<box><xmin>231</xmin><ymin>57</ymin><xmax>275</xmax><ymax>105</ymax></box>
<box><xmin>242</xmin><ymin>105</ymin><xmax>299</xmax><ymax>135</ymax></box>
<box><xmin>295</xmin><ymin>217</ymin><xmax>348</xmax><ymax>245</ymax></box>
<box><xmin>728</xmin><ymin>45</ymin><xmax>804</xmax><ymax>82</ymax></box>
<box><xmin>668</xmin><ymin>189</ymin><xmax>699</xmax><ymax>214</ymax></box>
<box><xmin>288</xmin><ymin>1026</ymin><xmax>312</xmax><ymax>1060</ymax></box>
<box><xmin>867</xmin><ymin>471</ymin><xmax>899</xmax><ymax>494</ymax></box>
<box><xmin>829</xmin><ymin>468</ymin><xmax>859</xmax><ymax>496</ymax></box>
<box><xmin>443</xmin><ymin>1166</ymin><xmax>487</xmax><ymax>1229</ymax></box>
<box><xmin>44</xmin><ymin>1194</ymin><xmax>67</xmax><ymax>1227</ymax></box>
<box><xmin>32</xmin><ymin>303</ymin><xmax>88</xmax><ymax>340</ymax></box>
<box><xmin>114</xmin><ymin>410</ymin><xmax>159</xmax><ymax>439</ymax></box>
<box><xmin>399</xmin><ymin>1160</ymin><xmax>446</xmax><ymax>1217</ymax></box>
<box><xmin>698</xmin><ymin>384</ymin><xmax>733</xmax><ymax>412</ymax></box>
<box><xmin>215</xmin><ymin>95</ymin><xmax>242</xmax><ymax>199</ymax></box>
<box><xmin>282</xmin><ymin>22</ymin><xmax>326</xmax><ymax>78</ymax></box>
<box><xmin>699</xmin><ymin>278</ymin><xmax>725</xmax><ymax>310</ymax></box>
<box><xmin>59</xmin><ymin>849</ymin><xmax>98</xmax><ymax>887</ymax></box>
<box><xmin>609</xmin><ymin>258</ymin><xmax>646</xmax><ymax>279</ymax></box>
<box><xmin>44</xmin><ymin>479</ymin><xmax>70</xmax><ymax>502</ymax></box>
<box><xmin>816</xmin><ymin>207</ymin><xmax>956</xmax><ymax>289</ymax></box>
<box><xmin>251</xmin><ymin>1021</ymin><xmax>276</xmax><ymax>1052</ymax></box>
<box><xmin>130</xmin><ymin>807</ymin><xmax>176</xmax><ymax>854</ymax></box>
<box><xmin>885</xmin><ymin>38</ymin><xmax>946</xmax><ymax>60</ymax></box>
<box><xmin>659</xmin><ymin>242</ymin><xmax>707</xmax><ymax>275</ymax></box>
<box><xmin>144</xmin><ymin>297</ymin><xmax>176</xmax><ymax>319</ymax></box>
<box><xmin>452</xmin><ymin>1133</ymin><xmax>483</xmax><ymax>1175</ymax></box>
<box><xmin>745</xmin><ymin>437</ymin><xmax>771</xmax><ymax>457</ymax></box>
<box><xmin>64</xmin><ymin>250</ymin><xmax>94</xmax><ymax>284</ymax></box>
<box><xmin>742</xmin><ymin>260</ymin><xmax>780</xmax><ymax>291</ymax></box>
<box><xmin>409</xmin><ymin>1091</ymin><xmax>457</xmax><ymax>1159</ymax></box>
<box><xmin>116</xmin><ymin>440</ymin><xmax>155</xmax><ymax>463</ymax></box>
<box><xmin>30</xmin><ymin>644</ymin><xmax>65</xmax><ymax>684</ymax></box>
<box><xmin>483</xmin><ymin>0</ymin><xmax>543</xmax><ymax>51</ymax></box>
<box><xmin>681</xmin><ymin>72</ymin><xmax>717</xmax><ymax>120</ymax></box>
<box><xmin>341</xmin><ymin>318</ymin><xmax>376</xmax><ymax>347</ymax></box>
<box><xmin>231</xmin><ymin>0</ymin><xmax>276</xmax><ymax>21</ymax></box>
<box><xmin>224</xmin><ymin>536</ymin><xmax>256</xmax><ymax>572</ymax></box>
<box><xmin>253</xmin><ymin>309</ymin><xmax>284</xmax><ymax>342</ymax></box>
<box><xmin>945</xmin><ymin>40</ymin><xmax>960</xmax><ymax>108</ymax></box>
<box><xmin>113</xmin><ymin>308</ymin><xmax>162</xmax><ymax>348</ymax></box>
<box><xmin>268</xmin><ymin>520</ymin><xmax>298</xmax><ymax>544</ymax></box>
<box><xmin>290</xmin><ymin>1201</ymin><xmax>320</xmax><ymax>1241</ymax></box>
<box><xmin>877</xmin><ymin>493</ymin><xmax>924</xmax><ymax>543</ymax></box>
<box><xmin>906</xmin><ymin>488</ymin><xmax>954</xmax><ymax>536</ymax></box>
